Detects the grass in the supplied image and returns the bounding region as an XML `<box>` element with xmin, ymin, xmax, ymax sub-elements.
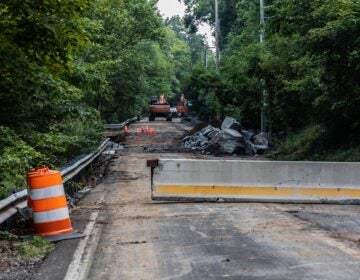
<box><xmin>0</xmin><ymin>230</ymin><xmax>19</xmax><ymax>241</ymax></box>
<box><xmin>267</xmin><ymin>124</ymin><xmax>360</xmax><ymax>162</ymax></box>
<box><xmin>267</xmin><ymin>124</ymin><xmax>326</xmax><ymax>161</ymax></box>
<box><xmin>311</xmin><ymin>146</ymin><xmax>360</xmax><ymax>162</ymax></box>
<box><xmin>15</xmin><ymin>236</ymin><xmax>55</xmax><ymax>257</ymax></box>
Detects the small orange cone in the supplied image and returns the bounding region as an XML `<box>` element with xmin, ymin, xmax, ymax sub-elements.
<box><xmin>124</xmin><ymin>125</ymin><xmax>129</xmax><ymax>135</ymax></box>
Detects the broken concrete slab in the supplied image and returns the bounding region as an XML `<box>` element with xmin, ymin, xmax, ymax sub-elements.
<box><xmin>221</xmin><ymin>116</ymin><xmax>242</xmax><ymax>132</ymax></box>
<box><xmin>242</xmin><ymin>130</ymin><xmax>254</xmax><ymax>142</ymax></box>
<box><xmin>200</xmin><ymin>125</ymin><xmax>221</xmax><ymax>139</ymax></box>
<box><xmin>222</xmin><ymin>128</ymin><xmax>243</xmax><ymax>139</ymax></box>
<box><xmin>183</xmin><ymin>116</ymin><xmax>270</xmax><ymax>156</ymax></box>
<box><xmin>207</xmin><ymin>131</ymin><xmax>243</xmax><ymax>154</ymax></box>
<box><xmin>253</xmin><ymin>132</ymin><xmax>269</xmax><ymax>146</ymax></box>
<box><xmin>244</xmin><ymin>140</ymin><xmax>257</xmax><ymax>156</ymax></box>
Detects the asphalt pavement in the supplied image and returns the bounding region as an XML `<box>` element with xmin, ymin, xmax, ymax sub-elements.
<box><xmin>34</xmin><ymin>119</ymin><xmax>360</xmax><ymax>280</ymax></box>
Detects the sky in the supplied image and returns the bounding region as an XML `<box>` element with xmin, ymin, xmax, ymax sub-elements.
<box><xmin>156</xmin><ymin>0</ymin><xmax>214</xmax><ymax>46</ymax></box>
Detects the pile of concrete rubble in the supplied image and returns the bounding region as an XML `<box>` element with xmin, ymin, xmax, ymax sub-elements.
<box><xmin>183</xmin><ymin>117</ymin><xmax>269</xmax><ymax>155</ymax></box>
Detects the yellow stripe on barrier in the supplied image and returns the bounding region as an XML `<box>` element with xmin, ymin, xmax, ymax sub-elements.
<box><xmin>156</xmin><ymin>185</ymin><xmax>360</xmax><ymax>198</ymax></box>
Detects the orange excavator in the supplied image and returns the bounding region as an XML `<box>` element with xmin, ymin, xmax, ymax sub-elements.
<box><xmin>176</xmin><ymin>94</ymin><xmax>188</xmax><ymax>117</ymax></box>
<box><xmin>149</xmin><ymin>95</ymin><xmax>172</xmax><ymax>122</ymax></box>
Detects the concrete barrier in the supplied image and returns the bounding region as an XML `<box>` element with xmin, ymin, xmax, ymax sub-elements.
<box><xmin>149</xmin><ymin>159</ymin><xmax>360</xmax><ymax>203</ymax></box>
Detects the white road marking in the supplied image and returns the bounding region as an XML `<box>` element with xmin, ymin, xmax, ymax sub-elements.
<box><xmin>63</xmin><ymin>211</ymin><xmax>100</xmax><ymax>280</ymax></box>
<box><xmin>189</xmin><ymin>225</ymin><xmax>208</xmax><ymax>238</ymax></box>
<box><xmin>290</xmin><ymin>262</ymin><xmax>360</xmax><ymax>269</ymax></box>
<box><xmin>63</xmin><ymin>193</ymin><xmax>105</xmax><ymax>280</ymax></box>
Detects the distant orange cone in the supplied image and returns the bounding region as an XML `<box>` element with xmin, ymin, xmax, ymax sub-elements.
<box><xmin>124</xmin><ymin>125</ymin><xmax>129</xmax><ymax>135</ymax></box>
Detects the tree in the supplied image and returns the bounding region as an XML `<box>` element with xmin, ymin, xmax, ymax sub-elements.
<box><xmin>182</xmin><ymin>0</ymin><xmax>360</xmax><ymax>159</ymax></box>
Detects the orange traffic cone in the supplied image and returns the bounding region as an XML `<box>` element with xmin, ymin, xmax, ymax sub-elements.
<box><xmin>124</xmin><ymin>125</ymin><xmax>129</xmax><ymax>135</ymax></box>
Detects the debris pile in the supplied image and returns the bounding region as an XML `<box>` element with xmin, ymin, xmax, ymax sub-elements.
<box><xmin>104</xmin><ymin>142</ymin><xmax>124</xmax><ymax>155</ymax></box>
<box><xmin>183</xmin><ymin>117</ymin><xmax>269</xmax><ymax>155</ymax></box>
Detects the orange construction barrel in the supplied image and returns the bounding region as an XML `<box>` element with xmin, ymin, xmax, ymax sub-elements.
<box><xmin>27</xmin><ymin>167</ymin><xmax>73</xmax><ymax>236</ymax></box>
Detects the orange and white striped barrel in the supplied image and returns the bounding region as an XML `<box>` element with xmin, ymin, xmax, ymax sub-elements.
<box><xmin>27</xmin><ymin>167</ymin><xmax>73</xmax><ymax>236</ymax></box>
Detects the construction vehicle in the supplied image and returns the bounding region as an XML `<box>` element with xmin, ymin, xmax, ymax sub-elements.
<box><xmin>175</xmin><ymin>94</ymin><xmax>188</xmax><ymax>117</ymax></box>
<box><xmin>149</xmin><ymin>95</ymin><xmax>172</xmax><ymax>122</ymax></box>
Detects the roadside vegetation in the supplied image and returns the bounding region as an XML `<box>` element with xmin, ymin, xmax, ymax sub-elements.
<box><xmin>0</xmin><ymin>0</ymin><xmax>207</xmax><ymax>198</ymax></box>
<box><xmin>15</xmin><ymin>236</ymin><xmax>55</xmax><ymax>257</ymax></box>
<box><xmin>0</xmin><ymin>231</ymin><xmax>54</xmax><ymax>278</ymax></box>
<box><xmin>182</xmin><ymin>0</ymin><xmax>360</xmax><ymax>161</ymax></box>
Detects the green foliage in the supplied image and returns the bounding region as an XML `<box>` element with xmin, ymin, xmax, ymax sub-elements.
<box><xmin>315</xmin><ymin>147</ymin><xmax>360</xmax><ymax>162</ymax></box>
<box><xmin>165</xmin><ymin>16</ymin><xmax>207</xmax><ymax>66</ymax></box>
<box><xmin>268</xmin><ymin>128</ymin><xmax>360</xmax><ymax>162</ymax></box>
<box><xmin>0</xmin><ymin>0</ymin><xmax>105</xmax><ymax>197</ymax></box>
<box><xmin>183</xmin><ymin>0</ymin><xmax>237</xmax><ymax>47</ymax></box>
<box><xmin>0</xmin><ymin>0</ymin><xmax>204</xmax><ymax>197</ymax></box>
<box><xmin>184</xmin><ymin>0</ymin><xmax>360</xmax><ymax>160</ymax></box>
<box><xmin>265</xmin><ymin>0</ymin><xmax>360</xmax><ymax>140</ymax></box>
<box><xmin>0</xmin><ymin>231</ymin><xmax>19</xmax><ymax>241</ymax></box>
<box><xmin>24</xmin><ymin>108</ymin><xmax>103</xmax><ymax>166</ymax></box>
<box><xmin>182</xmin><ymin>66</ymin><xmax>220</xmax><ymax>120</ymax></box>
<box><xmin>81</xmin><ymin>0</ymin><xmax>197</xmax><ymax>120</ymax></box>
<box><xmin>15</xmin><ymin>236</ymin><xmax>55</xmax><ymax>257</ymax></box>
<box><xmin>267</xmin><ymin>125</ymin><xmax>326</xmax><ymax>160</ymax></box>
<box><xmin>0</xmin><ymin>127</ymin><xmax>45</xmax><ymax>198</ymax></box>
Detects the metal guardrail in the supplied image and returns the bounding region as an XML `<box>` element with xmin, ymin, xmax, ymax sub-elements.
<box><xmin>0</xmin><ymin>139</ymin><xmax>110</xmax><ymax>225</ymax></box>
<box><xmin>0</xmin><ymin>117</ymin><xmax>138</xmax><ymax>225</ymax></box>
<box><xmin>104</xmin><ymin>116</ymin><xmax>138</xmax><ymax>130</ymax></box>
<box><xmin>61</xmin><ymin>138</ymin><xmax>110</xmax><ymax>183</ymax></box>
<box><xmin>0</xmin><ymin>190</ymin><xmax>28</xmax><ymax>224</ymax></box>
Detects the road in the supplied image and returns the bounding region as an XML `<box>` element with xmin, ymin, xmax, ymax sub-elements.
<box><xmin>35</xmin><ymin>119</ymin><xmax>360</xmax><ymax>280</ymax></box>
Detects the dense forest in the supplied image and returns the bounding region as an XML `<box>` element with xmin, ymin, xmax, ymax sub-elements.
<box><xmin>0</xmin><ymin>0</ymin><xmax>207</xmax><ymax>197</ymax></box>
<box><xmin>0</xmin><ymin>0</ymin><xmax>359</xmax><ymax>197</ymax></box>
<box><xmin>182</xmin><ymin>0</ymin><xmax>360</xmax><ymax>161</ymax></box>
